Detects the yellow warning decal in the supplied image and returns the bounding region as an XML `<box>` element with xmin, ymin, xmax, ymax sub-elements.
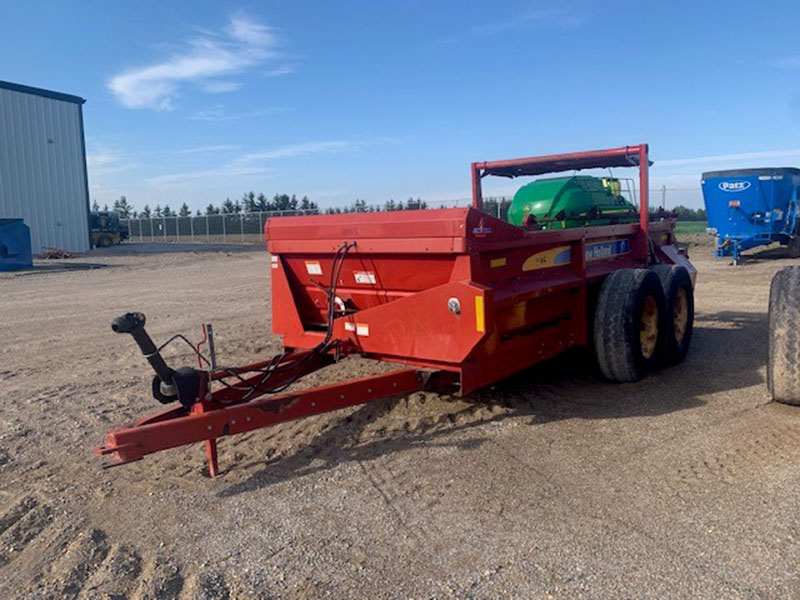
<box><xmin>522</xmin><ymin>245</ymin><xmax>571</xmax><ymax>271</ymax></box>
<box><xmin>489</xmin><ymin>257</ymin><xmax>507</xmax><ymax>268</ymax></box>
<box><xmin>475</xmin><ymin>296</ymin><xmax>485</xmax><ymax>333</ymax></box>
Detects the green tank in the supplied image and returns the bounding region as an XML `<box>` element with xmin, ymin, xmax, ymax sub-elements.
<box><xmin>507</xmin><ymin>176</ymin><xmax>638</xmax><ymax>229</ymax></box>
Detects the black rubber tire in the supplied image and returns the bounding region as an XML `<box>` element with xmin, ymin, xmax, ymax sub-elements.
<box><xmin>788</xmin><ymin>233</ymin><xmax>800</xmax><ymax>259</ymax></box>
<box><xmin>594</xmin><ymin>269</ymin><xmax>667</xmax><ymax>382</ymax></box>
<box><xmin>98</xmin><ymin>235</ymin><xmax>112</xmax><ymax>248</ymax></box>
<box><xmin>768</xmin><ymin>266</ymin><xmax>800</xmax><ymax>405</ymax></box>
<box><xmin>650</xmin><ymin>264</ymin><xmax>694</xmax><ymax>365</ymax></box>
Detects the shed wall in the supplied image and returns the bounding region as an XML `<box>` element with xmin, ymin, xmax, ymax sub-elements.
<box><xmin>0</xmin><ymin>87</ymin><xmax>90</xmax><ymax>254</ymax></box>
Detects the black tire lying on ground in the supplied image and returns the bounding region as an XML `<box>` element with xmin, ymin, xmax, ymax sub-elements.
<box><xmin>788</xmin><ymin>232</ymin><xmax>800</xmax><ymax>259</ymax></box>
<box><xmin>594</xmin><ymin>268</ymin><xmax>667</xmax><ymax>382</ymax></box>
<box><xmin>768</xmin><ymin>266</ymin><xmax>800</xmax><ymax>405</ymax></box>
<box><xmin>650</xmin><ymin>264</ymin><xmax>694</xmax><ymax>365</ymax></box>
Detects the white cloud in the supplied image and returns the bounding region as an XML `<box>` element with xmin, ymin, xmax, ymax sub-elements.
<box><xmin>148</xmin><ymin>140</ymin><xmax>360</xmax><ymax>189</ymax></box>
<box><xmin>175</xmin><ymin>144</ymin><xmax>240</xmax><ymax>154</ymax></box>
<box><xmin>264</xmin><ymin>64</ymin><xmax>296</xmax><ymax>77</ymax></box>
<box><xmin>773</xmin><ymin>56</ymin><xmax>800</xmax><ymax>69</ymax></box>
<box><xmin>656</xmin><ymin>148</ymin><xmax>800</xmax><ymax>168</ymax></box>
<box><xmin>86</xmin><ymin>146</ymin><xmax>139</xmax><ymax>176</ymax></box>
<box><xmin>199</xmin><ymin>80</ymin><xmax>242</xmax><ymax>93</ymax></box>
<box><xmin>227</xmin><ymin>14</ymin><xmax>276</xmax><ymax>47</ymax></box>
<box><xmin>108</xmin><ymin>14</ymin><xmax>279</xmax><ymax>110</ymax></box>
<box><xmin>470</xmin><ymin>10</ymin><xmax>553</xmax><ymax>36</ymax></box>
<box><xmin>86</xmin><ymin>152</ymin><xmax>120</xmax><ymax>167</ymax></box>
<box><xmin>147</xmin><ymin>165</ymin><xmax>270</xmax><ymax>188</ymax></box>
<box><xmin>237</xmin><ymin>140</ymin><xmax>358</xmax><ymax>163</ymax></box>
<box><xmin>91</xmin><ymin>163</ymin><xmax>140</xmax><ymax>176</ymax></box>
<box><xmin>189</xmin><ymin>105</ymin><xmax>288</xmax><ymax>121</ymax></box>
<box><xmin>433</xmin><ymin>8</ymin><xmax>585</xmax><ymax>46</ymax></box>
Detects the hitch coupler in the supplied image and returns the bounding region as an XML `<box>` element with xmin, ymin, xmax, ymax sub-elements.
<box><xmin>112</xmin><ymin>312</ymin><xmax>178</xmax><ymax>402</ymax></box>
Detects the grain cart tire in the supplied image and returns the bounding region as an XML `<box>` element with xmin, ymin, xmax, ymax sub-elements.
<box><xmin>768</xmin><ymin>266</ymin><xmax>800</xmax><ymax>405</ymax></box>
<box><xmin>650</xmin><ymin>264</ymin><xmax>694</xmax><ymax>365</ymax></box>
<box><xmin>594</xmin><ymin>269</ymin><xmax>667</xmax><ymax>382</ymax></box>
<box><xmin>788</xmin><ymin>233</ymin><xmax>800</xmax><ymax>259</ymax></box>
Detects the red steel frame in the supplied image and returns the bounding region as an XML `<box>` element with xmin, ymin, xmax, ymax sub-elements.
<box><xmin>472</xmin><ymin>144</ymin><xmax>651</xmax><ymax>258</ymax></box>
<box><xmin>96</xmin><ymin>144</ymin><xmax>689</xmax><ymax>476</ymax></box>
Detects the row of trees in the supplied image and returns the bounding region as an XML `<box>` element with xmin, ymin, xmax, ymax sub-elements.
<box><xmin>91</xmin><ymin>192</ymin><xmax>319</xmax><ymax>220</ymax></box>
<box><xmin>91</xmin><ymin>194</ymin><xmax>709</xmax><ymax>222</ymax></box>
<box><xmin>91</xmin><ymin>194</ymin><xmax>431</xmax><ymax>220</ymax></box>
<box><xmin>322</xmin><ymin>198</ymin><xmax>428</xmax><ymax>214</ymax></box>
<box><xmin>668</xmin><ymin>205</ymin><xmax>707</xmax><ymax>221</ymax></box>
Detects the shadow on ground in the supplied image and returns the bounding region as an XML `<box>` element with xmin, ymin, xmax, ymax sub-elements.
<box><xmin>3</xmin><ymin>262</ymin><xmax>113</xmax><ymax>276</ymax></box>
<box><xmin>217</xmin><ymin>310</ymin><xmax>767</xmax><ymax>497</ymax></box>
<box><xmin>94</xmin><ymin>242</ymin><xmax>263</xmax><ymax>256</ymax></box>
<box><xmin>725</xmin><ymin>244</ymin><xmax>797</xmax><ymax>265</ymax></box>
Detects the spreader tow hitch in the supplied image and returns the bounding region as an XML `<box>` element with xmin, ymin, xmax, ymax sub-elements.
<box><xmin>111</xmin><ymin>312</ymin><xmax>202</xmax><ymax>408</ymax></box>
<box><xmin>97</xmin><ymin>309</ymin><xmax>441</xmax><ymax>476</ymax></box>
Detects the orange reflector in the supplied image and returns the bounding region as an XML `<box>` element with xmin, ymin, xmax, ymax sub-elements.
<box><xmin>475</xmin><ymin>296</ymin><xmax>485</xmax><ymax>332</ymax></box>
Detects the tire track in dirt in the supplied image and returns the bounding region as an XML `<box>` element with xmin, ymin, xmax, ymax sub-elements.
<box><xmin>0</xmin><ymin>497</ymin><xmax>233</xmax><ymax>600</ymax></box>
<box><xmin>183</xmin><ymin>570</ymin><xmax>232</xmax><ymax>600</ymax></box>
<box><xmin>133</xmin><ymin>554</ymin><xmax>184</xmax><ymax>599</ymax></box>
<box><xmin>665</xmin><ymin>414</ymin><xmax>800</xmax><ymax>493</ymax></box>
<box><xmin>0</xmin><ymin>496</ymin><xmax>53</xmax><ymax>567</ymax></box>
<box><xmin>349</xmin><ymin>392</ymin><xmax>515</xmax><ymax>545</ymax></box>
<box><xmin>631</xmin><ymin>406</ymin><xmax>800</xmax><ymax>496</ymax></box>
<box><xmin>673</xmin><ymin>421</ymin><xmax>800</xmax><ymax>492</ymax></box>
<box><xmin>37</xmin><ymin>528</ymin><xmax>111</xmax><ymax>599</ymax></box>
<box><xmin>15</xmin><ymin>525</ymin><xmax>234</xmax><ymax>599</ymax></box>
<box><xmin>82</xmin><ymin>543</ymin><xmax>142</xmax><ymax>599</ymax></box>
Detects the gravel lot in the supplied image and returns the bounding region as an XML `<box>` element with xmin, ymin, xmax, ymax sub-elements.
<box><xmin>1</xmin><ymin>240</ymin><xmax>799</xmax><ymax>599</ymax></box>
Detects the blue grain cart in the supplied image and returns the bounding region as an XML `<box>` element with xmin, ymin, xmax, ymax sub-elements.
<box><xmin>702</xmin><ymin>168</ymin><xmax>800</xmax><ymax>264</ymax></box>
<box><xmin>0</xmin><ymin>219</ymin><xmax>33</xmax><ymax>271</ymax></box>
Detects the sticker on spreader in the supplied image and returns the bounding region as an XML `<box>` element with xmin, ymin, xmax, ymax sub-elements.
<box><xmin>344</xmin><ymin>322</ymin><xmax>370</xmax><ymax>336</ymax></box>
<box><xmin>354</xmin><ymin>271</ymin><xmax>376</xmax><ymax>285</ymax></box>
<box><xmin>305</xmin><ymin>261</ymin><xmax>322</xmax><ymax>275</ymax></box>
<box><xmin>271</xmin><ymin>256</ymin><xmax>278</xmax><ymax>269</ymax></box>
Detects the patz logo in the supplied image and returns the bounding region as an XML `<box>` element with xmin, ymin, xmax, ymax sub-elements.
<box><xmin>719</xmin><ymin>181</ymin><xmax>751</xmax><ymax>192</ymax></box>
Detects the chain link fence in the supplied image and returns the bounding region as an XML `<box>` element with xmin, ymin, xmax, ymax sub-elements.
<box><xmin>123</xmin><ymin>210</ymin><xmax>318</xmax><ymax>244</ymax></box>
<box><xmin>121</xmin><ymin>187</ymin><xmax>706</xmax><ymax>245</ymax></box>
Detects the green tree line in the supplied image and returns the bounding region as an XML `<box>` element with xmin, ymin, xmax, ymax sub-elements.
<box><xmin>91</xmin><ymin>192</ymin><xmax>320</xmax><ymax>220</ymax></box>
<box><xmin>650</xmin><ymin>205</ymin><xmax>707</xmax><ymax>221</ymax></box>
<box><xmin>92</xmin><ymin>194</ymin><xmax>708</xmax><ymax>222</ymax></box>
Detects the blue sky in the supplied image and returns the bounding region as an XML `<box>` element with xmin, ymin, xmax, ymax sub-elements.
<box><xmin>3</xmin><ymin>0</ymin><xmax>800</xmax><ymax>211</ymax></box>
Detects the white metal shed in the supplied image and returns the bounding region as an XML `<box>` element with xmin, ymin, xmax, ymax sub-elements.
<box><xmin>0</xmin><ymin>80</ymin><xmax>90</xmax><ymax>254</ymax></box>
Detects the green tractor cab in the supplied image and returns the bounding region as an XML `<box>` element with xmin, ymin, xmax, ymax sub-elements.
<box><xmin>507</xmin><ymin>176</ymin><xmax>638</xmax><ymax>229</ymax></box>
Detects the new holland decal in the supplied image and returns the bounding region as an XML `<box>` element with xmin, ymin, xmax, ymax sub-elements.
<box><xmin>585</xmin><ymin>239</ymin><xmax>630</xmax><ymax>261</ymax></box>
<box><xmin>522</xmin><ymin>239</ymin><xmax>630</xmax><ymax>271</ymax></box>
<box><xmin>522</xmin><ymin>245</ymin><xmax>571</xmax><ymax>271</ymax></box>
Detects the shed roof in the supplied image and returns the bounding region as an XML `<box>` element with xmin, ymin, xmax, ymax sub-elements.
<box><xmin>0</xmin><ymin>80</ymin><xmax>85</xmax><ymax>105</ymax></box>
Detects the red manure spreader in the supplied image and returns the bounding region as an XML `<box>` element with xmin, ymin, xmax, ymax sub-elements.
<box><xmin>97</xmin><ymin>144</ymin><xmax>696</xmax><ymax>476</ymax></box>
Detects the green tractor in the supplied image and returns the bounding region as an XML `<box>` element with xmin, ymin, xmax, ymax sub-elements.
<box><xmin>507</xmin><ymin>176</ymin><xmax>639</xmax><ymax>229</ymax></box>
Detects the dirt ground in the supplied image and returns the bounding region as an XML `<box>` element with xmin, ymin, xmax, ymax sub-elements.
<box><xmin>1</xmin><ymin>239</ymin><xmax>799</xmax><ymax>599</ymax></box>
